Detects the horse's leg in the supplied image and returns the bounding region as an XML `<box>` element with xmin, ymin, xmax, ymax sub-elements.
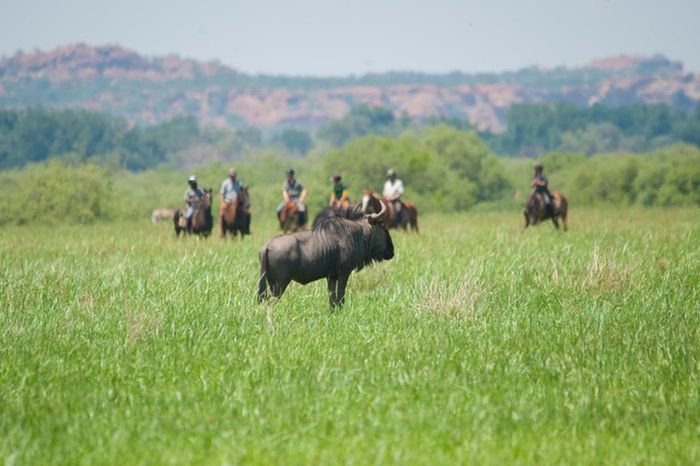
<box><xmin>552</xmin><ymin>216</ymin><xmax>560</xmax><ymax>230</ymax></box>
<box><xmin>523</xmin><ymin>211</ymin><xmax>530</xmax><ymax>230</ymax></box>
<box><xmin>327</xmin><ymin>276</ymin><xmax>338</xmax><ymax>307</ymax></box>
<box><xmin>411</xmin><ymin>211</ymin><xmax>419</xmax><ymax>233</ymax></box>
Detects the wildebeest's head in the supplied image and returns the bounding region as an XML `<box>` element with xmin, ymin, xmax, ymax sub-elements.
<box><xmin>365</xmin><ymin>201</ymin><xmax>394</xmax><ymax>261</ymax></box>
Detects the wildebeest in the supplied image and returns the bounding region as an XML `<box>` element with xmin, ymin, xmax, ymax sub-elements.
<box><xmin>220</xmin><ymin>187</ymin><xmax>251</xmax><ymax>238</ymax></box>
<box><xmin>279</xmin><ymin>200</ymin><xmax>306</xmax><ymax>233</ymax></box>
<box><xmin>362</xmin><ymin>190</ymin><xmax>418</xmax><ymax>232</ymax></box>
<box><xmin>151</xmin><ymin>208</ymin><xmax>176</xmax><ymax>224</ymax></box>
<box><xmin>259</xmin><ymin>201</ymin><xmax>394</xmax><ymax>307</ymax></box>
<box><xmin>524</xmin><ymin>191</ymin><xmax>568</xmax><ymax>230</ymax></box>
<box><xmin>173</xmin><ymin>188</ymin><xmax>214</xmax><ymax>237</ymax></box>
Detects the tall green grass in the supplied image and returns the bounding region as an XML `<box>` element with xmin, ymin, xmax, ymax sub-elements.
<box><xmin>1</xmin><ymin>209</ymin><xmax>699</xmax><ymax>464</ymax></box>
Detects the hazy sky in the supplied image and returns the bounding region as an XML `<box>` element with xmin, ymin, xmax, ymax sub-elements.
<box><xmin>1</xmin><ymin>0</ymin><xmax>698</xmax><ymax>76</ymax></box>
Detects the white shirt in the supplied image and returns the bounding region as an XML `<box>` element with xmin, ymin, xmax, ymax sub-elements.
<box><xmin>383</xmin><ymin>179</ymin><xmax>404</xmax><ymax>199</ymax></box>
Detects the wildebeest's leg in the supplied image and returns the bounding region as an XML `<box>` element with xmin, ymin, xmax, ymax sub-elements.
<box><xmin>327</xmin><ymin>276</ymin><xmax>338</xmax><ymax>307</ymax></box>
<box><xmin>335</xmin><ymin>273</ymin><xmax>350</xmax><ymax>307</ymax></box>
<box><xmin>258</xmin><ymin>248</ymin><xmax>270</xmax><ymax>302</ymax></box>
<box><xmin>270</xmin><ymin>281</ymin><xmax>290</xmax><ymax>298</ymax></box>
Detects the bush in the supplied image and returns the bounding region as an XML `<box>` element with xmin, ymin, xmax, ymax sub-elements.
<box><xmin>0</xmin><ymin>159</ymin><xmax>114</xmax><ymax>225</ymax></box>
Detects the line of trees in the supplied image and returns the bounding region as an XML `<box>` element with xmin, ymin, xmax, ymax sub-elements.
<box><xmin>0</xmin><ymin>108</ymin><xmax>205</xmax><ymax>170</ymax></box>
<box><xmin>487</xmin><ymin>102</ymin><xmax>700</xmax><ymax>156</ymax></box>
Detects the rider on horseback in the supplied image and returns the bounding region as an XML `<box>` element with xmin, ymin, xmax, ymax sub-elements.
<box><xmin>531</xmin><ymin>163</ymin><xmax>553</xmax><ymax>213</ymax></box>
<box><xmin>184</xmin><ymin>175</ymin><xmax>205</xmax><ymax>232</ymax></box>
<box><xmin>329</xmin><ymin>173</ymin><xmax>349</xmax><ymax>208</ymax></box>
<box><xmin>220</xmin><ymin>167</ymin><xmax>243</xmax><ymax>208</ymax></box>
<box><xmin>383</xmin><ymin>168</ymin><xmax>404</xmax><ymax>225</ymax></box>
<box><xmin>277</xmin><ymin>169</ymin><xmax>308</xmax><ymax>226</ymax></box>
<box><xmin>219</xmin><ymin>167</ymin><xmax>244</xmax><ymax>237</ymax></box>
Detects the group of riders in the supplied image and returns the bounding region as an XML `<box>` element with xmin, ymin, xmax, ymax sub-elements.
<box><xmin>180</xmin><ymin>162</ymin><xmax>556</xmax><ymax>232</ymax></box>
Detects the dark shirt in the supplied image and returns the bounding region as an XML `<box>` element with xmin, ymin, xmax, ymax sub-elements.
<box><xmin>283</xmin><ymin>180</ymin><xmax>304</xmax><ymax>199</ymax></box>
<box><xmin>533</xmin><ymin>175</ymin><xmax>549</xmax><ymax>194</ymax></box>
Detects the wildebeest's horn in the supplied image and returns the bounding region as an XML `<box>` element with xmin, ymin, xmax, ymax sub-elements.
<box><xmin>366</xmin><ymin>200</ymin><xmax>386</xmax><ymax>220</ymax></box>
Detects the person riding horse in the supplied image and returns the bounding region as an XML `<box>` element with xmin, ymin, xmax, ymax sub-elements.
<box><xmin>219</xmin><ymin>167</ymin><xmax>245</xmax><ymax>237</ymax></box>
<box><xmin>329</xmin><ymin>173</ymin><xmax>350</xmax><ymax>208</ymax></box>
<box><xmin>276</xmin><ymin>169</ymin><xmax>308</xmax><ymax>226</ymax></box>
<box><xmin>383</xmin><ymin>168</ymin><xmax>404</xmax><ymax>226</ymax></box>
<box><xmin>184</xmin><ymin>175</ymin><xmax>205</xmax><ymax>232</ymax></box>
<box><xmin>531</xmin><ymin>163</ymin><xmax>553</xmax><ymax>214</ymax></box>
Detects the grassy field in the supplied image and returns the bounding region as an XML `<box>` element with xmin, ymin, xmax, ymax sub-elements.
<box><xmin>1</xmin><ymin>209</ymin><xmax>699</xmax><ymax>465</ymax></box>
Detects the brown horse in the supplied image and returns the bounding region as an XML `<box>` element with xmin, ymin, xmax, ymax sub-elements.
<box><xmin>279</xmin><ymin>200</ymin><xmax>306</xmax><ymax>233</ymax></box>
<box><xmin>362</xmin><ymin>190</ymin><xmax>419</xmax><ymax>232</ymax></box>
<box><xmin>524</xmin><ymin>191</ymin><xmax>568</xmax><ymax>230</ymax></box>
<box><xmin>173</xmin><ymin>189</ymin><xmax>214</xmax><ymax>237</ymax></box>
<box><xmin>220</xmin><ymin>187</ymin><xmax>251</xmax><ymax>239</ymax></box>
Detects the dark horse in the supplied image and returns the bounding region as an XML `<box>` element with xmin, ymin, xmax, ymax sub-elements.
<box><xmin>362</xmin><ymin>190</ymin><xmax>418</xmax><ymax>232</ymax></box>
<box><xmin>220</xmin><ymin>187</ymin><xmax>251</xmax><ymax>239</ymax></box>
<box><xmin>524</xmin><ymin>191</ymin><xmax>568</xmax><ymax>230</ymax></box>
<box><xmin>173</xmin><ymin>188</ymin><xmax>214</xmax><ymax>237</ymax></box>
<box><xmin>279</xmin><ymin>200</ymin><xmax>306</xmax><ymax>233</ymax></box>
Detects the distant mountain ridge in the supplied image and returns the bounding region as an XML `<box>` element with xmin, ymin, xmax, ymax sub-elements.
<box><xmin>1</xmin><ymin>44</ymin><xmax>698</xmax><ymax>132</ymax></box>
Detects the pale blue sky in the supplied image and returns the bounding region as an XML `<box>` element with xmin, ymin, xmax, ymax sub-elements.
<box><xmin>1</xmin><ymin>0</ymin><xmax>698</xmax><ymax>75</ymax></box>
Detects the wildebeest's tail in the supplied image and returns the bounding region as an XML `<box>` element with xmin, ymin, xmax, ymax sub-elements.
<box><xmin>258</xmin><ymin>246</ymin><xmax>270</xmax><ymax>302</ymax></box>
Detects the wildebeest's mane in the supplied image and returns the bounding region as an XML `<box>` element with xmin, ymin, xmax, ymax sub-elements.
<box><xmin>311</xmin><ymin>203</ymin><xmax>375</xmax><ymax>270</ymax></box>
<box><xmin>312</xmin><ymin>203</ymin><xmax>366</xmax><ymax>231</ymax></box>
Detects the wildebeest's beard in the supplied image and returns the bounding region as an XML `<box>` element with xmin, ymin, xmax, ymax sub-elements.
<box><xmin>383</xmin><ymin>227</ymin><xmax>394</xmax><ymax>260</ymax></box>
<box><xmin>368</xmin><ymin>223</ymin><xmax>394</xmax><ymax>262</ymax></box>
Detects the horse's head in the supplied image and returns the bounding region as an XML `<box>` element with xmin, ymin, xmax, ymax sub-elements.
<box><xmin>361</xmin><ymin>189</ymin><xmax>382</xmax><ymax>214</ymax></box>
<box><xmin>238</xmin><ymin>187</ymin><xmax>251</xmax><ymax>210</ymax></box>
<box><xmin>202</xmin><ymin>188</ymin><xmax>213</xmax><ymax>208</ymax></box>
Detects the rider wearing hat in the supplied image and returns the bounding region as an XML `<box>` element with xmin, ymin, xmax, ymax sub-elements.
<box><xmin>383</xmin><ymin>168</ymin><xmax>404</xmax><ymax>224</ymax></box>
<box><xmin>277</xmin><ymin>169</ymin><xmax>308</xmax><ymax>225</ymax></box>
<box><xmin>220</xmin><ymin>167</ymin><xmax>244</xmax><ymax>207</ymax></box>
<box><xmin>184</xmin><ymin>175</ymin><xmax>205</xmax><ymax>230</ymax></box>
<box><xmin>329</xmin><ymin>173</ymin><xmax>349</xmax><ymax>208</ymax></box>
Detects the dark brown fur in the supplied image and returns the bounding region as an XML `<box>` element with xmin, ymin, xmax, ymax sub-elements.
<box><xmin>173</xmin><ymin>188</ymin><xmax>214</xmax><ymax>237</ymax></box>
<box><xmin>279</xmin><ymin>199</ymin><xmax>305</xmax><ymax>233</ymax></box>
<box><xmin>220</xmin><ymin>187</ymin><xmax>251</xmax><ymax>239</ymax></box>
<box><xmin>523</xmin><ymin>191</ymin><xmax>568</xmax><ymax>231</ymax></box>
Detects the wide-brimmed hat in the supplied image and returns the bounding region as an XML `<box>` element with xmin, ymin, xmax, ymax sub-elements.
<box><xmin>188</xmin><ymin>175</ymin><xmax>197</xmax><ymax>183</ymax></box>
<box><xmin>228</xmin><ymin>167</ymin><xmax>237</xmax><ymax>176</ymax></box>
<box><xmin>534</xmin><ymin>162</ymin><xmax>543</xmax><ymax>170</ymax></box>
<box><xmin>386</xmin><ymin>168</ymin><xmax>396</xmax><ymax>177</ymax></box>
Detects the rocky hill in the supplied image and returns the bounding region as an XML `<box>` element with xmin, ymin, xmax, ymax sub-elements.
<box><xmin>1</xmin><ymin>44</ymin><xmax>698</xmax><ymax>133</ymax></box>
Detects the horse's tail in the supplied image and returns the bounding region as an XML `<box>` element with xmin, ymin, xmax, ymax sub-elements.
<box><xmin>556</xmin><ymin>193</ymin><xmax>569</xmax><ymax>231</ymax></box>
<box><xmin>173</xmin><ymin>209</ymin><xmax>182</xmax><ymax>235</ymax></box>
<box><xmin>258</xmin><ymin>246</ymin><xmax>270</xmax><ymax>302</ymax></box>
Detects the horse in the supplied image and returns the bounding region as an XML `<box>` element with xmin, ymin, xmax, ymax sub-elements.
<box><xmin>362</xmin><ymin>190</ymin><xmax>419</xmax><ymax>233</ymax></box>
<box><xmin>173</xmin><ymin>188</ymin><xmax>214</xmax><ymax>237</ymax></box>
<box><xmin>279</xmin><ymin>200</ymin><xmax>306</xmax><ymax>233</ymax></box>
<box><xmin>523</xmin><ymin>191</ymin><xmax>568</xmax><ymax>230</ymax></box>
<box><xmin>220</xmin><ymin>187</ymin><xmax>251</xmax><ymax>239</ymax></box>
